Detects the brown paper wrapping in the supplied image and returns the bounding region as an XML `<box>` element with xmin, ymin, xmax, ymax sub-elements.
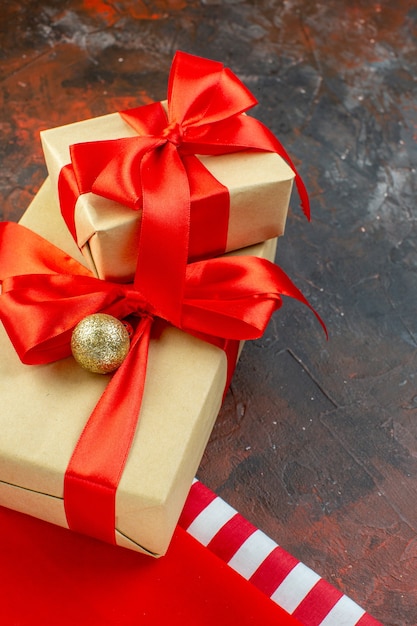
<box><xmin>41</xmin><ymin>107</ymin><xmax>294</xmax><ymax>281</ymax></box>
<box><xmin>0</xmin><ymin>178</ymin><xmax>278</xmax><ymax>556</ymax></box>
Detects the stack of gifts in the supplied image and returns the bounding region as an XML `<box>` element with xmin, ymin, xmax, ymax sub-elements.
<box><xmin>0</xmin><ymin>51</ymin><xmax>379</xmax><ymax>625</ymax></box>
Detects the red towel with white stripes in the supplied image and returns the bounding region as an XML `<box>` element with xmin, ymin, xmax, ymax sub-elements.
<box><xmin>179</xmin><ymin>480</ymin><xmax>382</xmax><ymax>626</ymax></box>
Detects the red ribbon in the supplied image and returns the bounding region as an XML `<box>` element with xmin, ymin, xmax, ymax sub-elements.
<box><xmin>59</xmin><ymin>51</ymin><xmax>310</xmax><ymax>323</ymax></box>
<box><xmin>0</xmin><ymin>221</ymin><xmax>325</xmax><ymax>545</ymax></box>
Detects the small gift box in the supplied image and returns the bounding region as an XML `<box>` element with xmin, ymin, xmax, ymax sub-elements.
<box><xmin>40</xmin><ymin>51</ymin><xmax>306</xmax><ymax>284</ymax></box>
<box><xmin>0</xmin><ymin>179</ymin><xmax>321</xmax><ymax>556</ymax></box>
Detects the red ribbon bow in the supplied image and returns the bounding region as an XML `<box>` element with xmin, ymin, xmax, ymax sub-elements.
<box><xmin>0</xmin><ymin>221</ymin><xmax>324</xmax><ymax>545</ymax></box>
<box><xmin>59</xmin><ymin>51</ymin><xmax>310</xmax><ymax>325</ymax></box>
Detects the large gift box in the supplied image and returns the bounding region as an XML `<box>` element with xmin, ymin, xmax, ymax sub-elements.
<box><xmin>0</xmin><ymin>178</ymin><xmax>288</xmax><ymax>557</ymax></box>
<box><xmin>40</xmin><ymin>51</ymin><xmax>304</xmax><ymax>283</ymax></box>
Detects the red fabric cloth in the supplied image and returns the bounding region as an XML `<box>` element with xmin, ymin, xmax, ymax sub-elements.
<box><xmin>0</xmin><ymin>505</ymin><xmax>302</xmax><ymax>626</ymax></box>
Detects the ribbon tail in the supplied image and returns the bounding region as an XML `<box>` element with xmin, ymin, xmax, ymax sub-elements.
<box><xmin>64</xmin><ymin>315</ymin><xmax>153</xmax><ymax>545</ymax></box>
<box><xmin>254</xmin><ymin>119</ymin><xmax>311</xmax><ymax>220</ymax></box>
<box><xmin>224</xmin><ymin>115</ymin><xmax>311</xmax><ymax>220</ymax></box>
<box><xmin>267</xmin><ymin>262</ymin><xmax>327</xmax><ymax>338</ymax></box>
<box><xmin>275</xmin><ymin>142</ymin><xmax>310</xmax><ymax>221</ymax></box>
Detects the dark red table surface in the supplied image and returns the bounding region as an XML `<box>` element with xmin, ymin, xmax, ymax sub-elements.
<box><xmin>1</xmin><ymin>2</ymin><xmax>416</xmax><ymax>624</ymax></box>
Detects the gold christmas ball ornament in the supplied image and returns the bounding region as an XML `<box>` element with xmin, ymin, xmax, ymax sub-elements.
<box><xmin>71</xmin><ymin>314</ymin><xmax>131</xmax><ymax>374</ymax></box>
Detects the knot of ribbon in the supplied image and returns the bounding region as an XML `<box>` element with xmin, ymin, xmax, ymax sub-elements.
<box><xmin>58</xmin><ymin>51</ymin><xmax>310</xmax><ymax>323</ymax></box>
<box><xmin>160</xmin><ymin>120</ymin><xmax>184</xmax><ymax>146</ymax></box>
<box><xmin>0</xmin><ymin>221</ymin><xmax>325</xmax><ymax>545</ymax></box>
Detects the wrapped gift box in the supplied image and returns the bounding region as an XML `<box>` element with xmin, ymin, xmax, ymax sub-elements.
<box><xmin>41</xmin><ymin>111</ymin><xmax>294</xmax><ymax>282</ymax></box>
<box><xmin>41</xmin><ymin>53</ymin><xmax>300</xmax><ymax>282</ymax></box>
<box><xmin>0</xmin><ymin>178</ymin><xmax>278</xmax><ymax>557</ymax></box>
